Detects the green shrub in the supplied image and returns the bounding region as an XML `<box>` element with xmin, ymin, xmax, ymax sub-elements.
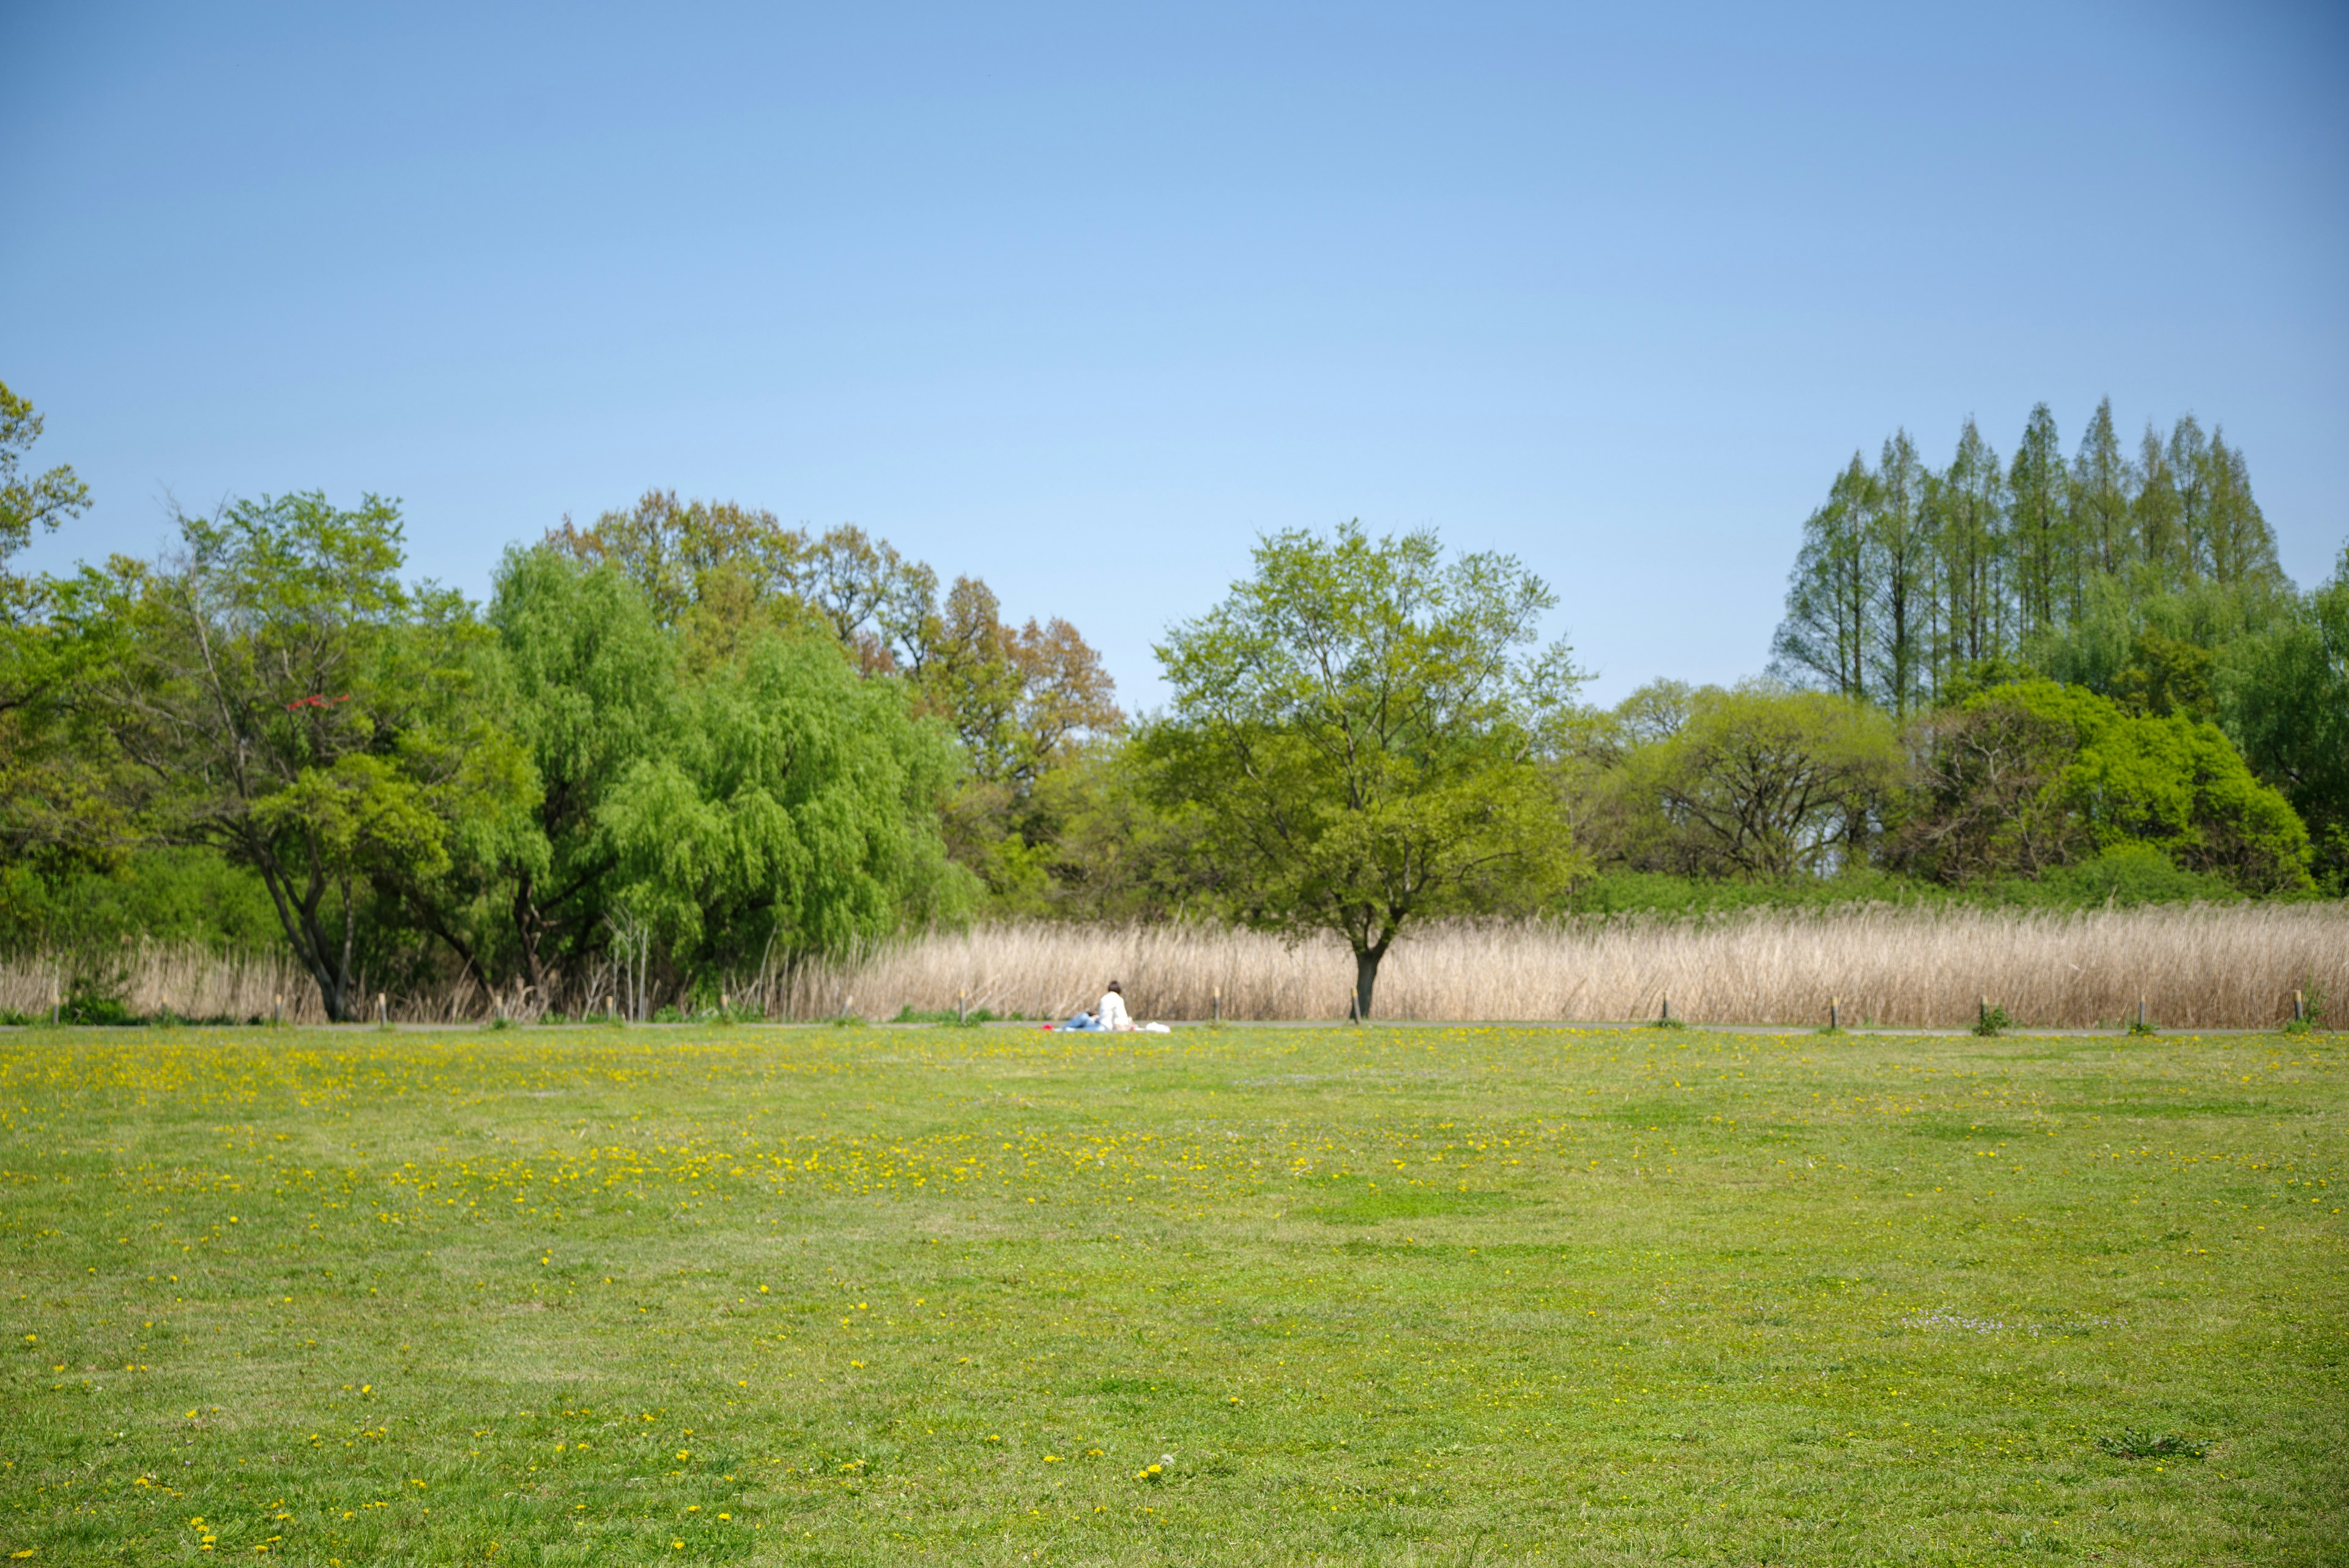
<box><xmin>2014</xmin><ymin>844</ymin><xmax>2238</xmax><ymax>908</ymax></box>
<box><xmin>892</xmin><ymin>1005</ymin><xmax>1009</xmax><ymax>1027</ymax></box>
<box><xmin>0</xmin><ymin>848</ymin><xmax>284</xmax><ymax>954</ymax></box>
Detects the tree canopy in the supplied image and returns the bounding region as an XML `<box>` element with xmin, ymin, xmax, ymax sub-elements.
<box><xmin>53</xmin><ymin>494</ymin><xmax>529</xmax><ymax>1018</ymax></box>
<box><xmin>1147</xmin><ymin>522</ymin><xmax>1581</xmax><ymax>1017</ymax></box>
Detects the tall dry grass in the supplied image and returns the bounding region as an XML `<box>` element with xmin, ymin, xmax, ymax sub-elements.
<box><xmin>773</xmin><ymin>904</ymin><xmax>2345</xmax><ymax>1030</ymax></box>
<box><xmin>0</xmin><ymin>942</ymin><xmax>327</xmax><ymax>1023</ymax></box>
<box><xmin>1</xmin><ymin>903</ymin><xmax>2337</xmax><ymax>1030</ymax></box>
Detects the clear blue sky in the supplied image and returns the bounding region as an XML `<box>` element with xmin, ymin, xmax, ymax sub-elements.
<box><xmin>4</xmin><ymin>1</ymin><xmax>2343</xmax><ymax>708</ymax></box>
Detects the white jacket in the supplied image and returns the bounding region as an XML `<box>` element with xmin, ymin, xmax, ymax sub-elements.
<box><xmin>1098</xmin><ymin>990</ymin><xmax>1132</xmax><ymax>1031</ymax></box>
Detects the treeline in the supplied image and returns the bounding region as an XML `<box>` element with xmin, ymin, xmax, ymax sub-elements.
<box><xmin>2</xmin><ymin>394</ymin><xmax>1129</xmax><ymax>1016</ymax></box>
<box><xmin>1774</xmin><ymin>400</ymin><xmax>2277</xmax><ymax>711</ymax></box>
<box><xmin>2</xmin><ymin>378</ymin><xmax>2345</xmax><ymax>1023</ymax></box>
<box><xmin>1764</xmin><ymin>400</ymin><xmax>2348</xmax><ymax>890</ymax></box>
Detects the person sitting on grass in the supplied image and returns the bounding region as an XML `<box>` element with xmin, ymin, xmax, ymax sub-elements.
<box><xmin>1057</xmin><ymin>982</ymin><xmax>1167</xmax><ymax>1033</ymax></box>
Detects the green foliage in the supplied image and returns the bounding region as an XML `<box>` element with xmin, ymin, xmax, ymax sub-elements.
<box><xmin>0</xmin><ymin>378</ymin><xmax>91</xmax><ymax>571</ymax></box>
<box><xmin>891</xmin><ymin>1005</ymin><xmax>1011</xmax><ymax>1027</ymax></box>
<box><xmin>58</xmin><ymin>946</ymin><xmax>135</xmax><ymax>1025</ymax></box>
<box><xmin>0</xmin><ymin>848</ymin><xmax>285</xmax><ymax>953</ymax></box>
<box><xmin>0</xmin><ymin>382</ymin><xmax>114</xmax><ymax>873</ymax></box>
<box><xmin>2025</xmin><ymin>844</ymin><xmax>2238</xmax><ymax>908</ymax></box>
<box><xmin>481</xmin><ymin>547</ymin><xmax>682</xmax><ymax>990</ymax></box>
<box><xmin>1971</xmin><ymin>1003</ymin><xmax>2013</xmax><ymax>1037</ymax></box>
<box><xmin>1560</xmin><ymin>866</ymin><xmax>1921</xmax><ymax>916</ymax></box>
<box><xmin>49</xmin><ymin>493</ymin><xmax>533</xmax><ymax>1019</ymax></box>
<box><xmin>918</xmin><ymin>576</ymin><xmax>1124</xmax><ymax>908</ymax></box>
<box><xmin>1557</xmin><ymin>847</ymin><xmax>2243</xmax><ymax>918</ymax></box>
<box><xmin>1618</xmin><ymin>683</ymin><xmax>1902</xmax><ymax>880</ymax></box>
<box><xmin>1772</xmin><ymin>401</ymin><xmax>2285</xmax><ymax>715</ymax></box>
<box><xmin>976</xmin><ymin>738</ymin><xmax>1220</xmax><ymax>922</ymax></box>
<box><xmin>1761</xmin><ymin>399</ymin><xmax>2334</xmax><ymax>906</ymax></box>
<box><xmin>2030</xmin><ymin>569</ymin><xmax>2291</xmax><ymax>723</ymax></box>
<box><xmin>596</xmin><ymin>625</ymin><xmax>975</xmax><ymax>975</ymax></box>
<box><xmin>1148</xmin><ymin>521</ymin><xmax>1582</xmax><ymax>1017</ymax></box>
<box><xmin>546</xmin><ymin>491</ymin><xmax>937</xmax><ymax>667</ymax></box>
<box><xmin>1896</xmin><ymin>680</ymin><xmax>2310</xmax><ymax>894</ymax></box>
<box><xmin>2218</xmin><ymin>548</ymin><xmax>2349</xmax><ymax>892</ymax></box>
<box><xmin>544</xmin><ymin>503</ymin><xmax>1125</xmax><ymax>924</ymax></box>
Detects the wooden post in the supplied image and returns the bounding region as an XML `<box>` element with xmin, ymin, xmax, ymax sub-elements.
<box><xmin>2295</xmin><ymin>989</ymin><xmax>2306</xmax><ymax>1024</ymax></box>
<box><xmin>273</xmin><ymin>993</ymin><xmax>283</xmax><ymax>1027</ymax></box>
<box><xmin>51</xmin><ymin>986</ymin><xmax>59</xmax><ymax>1027</ymax></box>
<box><xmin>957</xmin><ymin>989</ymin><xmax>967</xmax><ymax>1025</ymax></box>
<box><xmin>1980</xmin><ymin>996</ymin><xmax>1988</xmax><ymax>1031</ymax></box>
<box><xmin>720</xmin><ymin>990</ymin><xmax>729</xmax><ymax>1019</ymax></box>
<box><xmin>1830</xmin><ymin>997</ymin><xmax>1839</xmax><ymax>1031</ymax></box>
<box><xmin>606</xmin><ymin>994</ymin><xmax>617</xmax><ymax>1024</ymax></box>
<box><xmin>2136</xmin><ymin>996</ymin><xmax>2147</xmax><ymax>1031</ymax></box>
<box><xmin>376</xmin><ymin>993</ymin><xmax>388</xmax><ymax>1026</ymax></box>
<box><xmin>1212</xmin><ymin>986</ymin><xmax>1222</xmax><ymax>1024</ymax></box>
<box><xmin>1660</xmin><ymin>994</ymin><xmax>1671</xmax><ymax>1025</ymax></box>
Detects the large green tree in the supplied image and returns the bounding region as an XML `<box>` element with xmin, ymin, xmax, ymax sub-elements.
<box><xmin>1631</xmin><ymin>684</ymin><xmax>1902</xmax><ymax>880</ymax></box>
<box><xmin>1768</xmin><ymin>456</ymin><xmax>1874</xmax><ymax>698</ymax></box>
<box><xmin>2219</xmin><ymin>548</ymin><xmax>2349</xmax><ymax>891</ymax></box>
<box><xmin>595</xmin><ymin>628</ymin><xmax>974</xmax><ymax>1000</ymax></box>
<box><xmin>53</xmin><ymin>494</ymin><xmax>529</xmax><ymax>1019</ymax></box>
<box><xmin>1926</xmin><ymin>416</ymin><xmax>2007</xmax><ymax>681</ymax></box>
<box><xmin>1868</xmin><ymin>430</ymin><xmax>1932</xmax><ymax>713</ymax></box>
<box><xmin>0</xmin><ymin>380</ymin><xmax>90</xmax><ymax>588</ymax></box>
<box><xmin>0</xmin><ymin>380</ymin><xmax>103</xmax><ymax>870</ymax></box>
<box><xmin>917</xmin><ymin>574</ymin><xmax>1123</xmax><ymax>906</ymax></box>
<box><xmin>482</xmin><ymin>548</ymin><xmax>681</xmax><ymax>994</ymax></box>
<box><xmin>545</xmin><ymin>492</ymin><xmax>939</xmax><ymax>671</ymax></box>
<box><xmin>1147</xmin><ymin>522</ymin><xmax>1580</xmax><ymax>1019</ymax></box>
<box><xmin>2008</xmin><ymin>403</ymin><xmax>2072</xmax><ymax>638</ymax></box>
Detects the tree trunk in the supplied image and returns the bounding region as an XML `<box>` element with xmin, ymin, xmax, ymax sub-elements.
<box><xmin>1353</xmin><ymin>942</ymin><xmax>1389</xmax><ymax>1022</ymax></box>
<box><xmin>248</xmin><ymin>843</ymin><xmax>355</xmax><ymax>1022</ymax></box>
<box><xmin>513</xmin><ymin>871</ymin><xmax>546</xmax><ymax>995</ymax></box>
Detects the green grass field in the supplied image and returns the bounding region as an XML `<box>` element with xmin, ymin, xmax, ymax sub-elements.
<box><xmin>2</xmin><ymin>1020</ymin><xmax>2343</xmax><ymax>1566</ymax></box>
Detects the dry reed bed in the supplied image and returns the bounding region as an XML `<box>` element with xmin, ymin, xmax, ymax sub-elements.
<box><xmin>1</xmin><ymin>903</ymin><xmax>2337</xmax><ymax>1029</ymax></box>
<box><xmin>0</xmin><ymin>943</ymin><xmax>327</xmax><ymax>1023</ymax></box>
<box><xmin>0</xmin><ymin>944</ymin><xmax>521</xmax><ymax>1025</ymax></box>
<box><xmin>774</xmin><ymin>904</ymin><xmax>2345</xmax><ymax>1030</ymax></box>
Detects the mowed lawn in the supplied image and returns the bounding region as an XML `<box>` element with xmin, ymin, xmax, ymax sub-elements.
<box><xmin>1</xmin><ymin>1022</ymin><xmax>2343</xmax><ymax>1566</ymax></box>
